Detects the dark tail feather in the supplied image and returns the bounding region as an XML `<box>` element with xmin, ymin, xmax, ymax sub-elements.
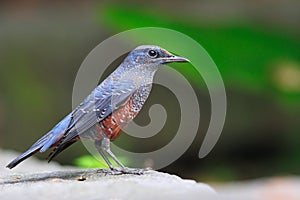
<box><xmin>6</xmin><ymin>131</ymin><xmax>54</xmax><ymax>169</ymax></box>
<box><xmin>47</xmin><ymin>137</ymin><xmax>79</xmax><ymax>163</ymax></box>
<box><xmin>6</xmin><ymin>147</ymin><xmax>40</xmax><ymax>169</ymax></box>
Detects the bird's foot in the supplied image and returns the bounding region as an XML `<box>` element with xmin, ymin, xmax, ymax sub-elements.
<box><xmin>100</xmin><ymin>167</ymin><xmax>151</xmax><ymax>175</ymax></box>
<box><xmin>118</xmin><ymin>167</ymin><xmax>151</xmax><ymax>175</ymax></box>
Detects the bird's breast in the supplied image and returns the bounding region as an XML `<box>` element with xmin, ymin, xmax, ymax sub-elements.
<box><xmin>98</xmin><ymin>84</ymin><xmax>152</xmax><ymax>141</ymax></box>
<box><xmin>99</xmin><ymin>96</ymin><xmax>137</xmax><ymax>140</ymax></box>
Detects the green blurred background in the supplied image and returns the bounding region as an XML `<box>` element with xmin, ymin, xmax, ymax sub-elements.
<box><xmin>0</xmin><ymin>0</ymin><xmax>299</xmax><ymax>182</ymax></box>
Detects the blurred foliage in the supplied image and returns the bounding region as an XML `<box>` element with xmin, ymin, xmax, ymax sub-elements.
<box><xmin>99</xmin><ymin>5</ymin><xmax>300</xmax><ymax>107</ymax></box>
<box><xmin>74</xmin><ymin>155</ymin><xmax>129</xmax><ymax>169</ymax></box>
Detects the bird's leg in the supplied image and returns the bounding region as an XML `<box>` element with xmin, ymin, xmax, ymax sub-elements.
<box><xmin>95</xmin><ymin>139</ymin><xmax>122</xmax><ymax>175</ymax></box>
<box><xmin>94</xmin><ymin>141</ymin><xmax>114</xmax><ymax>169</ymax></box>
<box><xmin>95</xmin><ymin>138</ymin><xmax>147</xmax><ymax>175</ymax></box>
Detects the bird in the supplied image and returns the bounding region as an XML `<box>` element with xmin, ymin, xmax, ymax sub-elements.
<box><xmin>6</xmin><ymin>45</ymin><xmax>189</xmax><ymax>174</ymax></box>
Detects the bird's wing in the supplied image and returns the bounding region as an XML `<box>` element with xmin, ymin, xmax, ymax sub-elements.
<box><xmin>50</xmin><ymin>79</ymin><xmax>136</xmax><ymax>147</ymax></box>
<box><xmin>45</xmin><ymin>78</ymin><xmax>137</xmax><ymax>161</ymax></box>
<box><xmin>40</xmin><ymin>78</ymin><xmax>137</xmax><ymax>154</ymax></box>
<box><xmin>70</xmin><ymin>78</ymin><xmax>136</xmax><ymax>135</ymax></box>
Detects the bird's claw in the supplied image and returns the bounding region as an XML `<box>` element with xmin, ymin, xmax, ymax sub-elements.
<box><xmin>119</xmin><ymin>167</ymin><xmax>149</xmax><ymax>175</ymax></box>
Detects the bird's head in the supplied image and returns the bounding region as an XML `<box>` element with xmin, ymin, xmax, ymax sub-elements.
<box><xmin>123</xmin><ymin>45</ymin><xmax>189</xmax><ymax>72</ymax></box>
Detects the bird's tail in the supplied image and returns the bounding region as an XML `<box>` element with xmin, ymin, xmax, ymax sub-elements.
<box><xmin>6</xmin><ymin>147</ymin><xmax>40</xmax><ymax>169</ymax></box>
<box><xmin>6</xmin><ymin>132</ymin><xmax>53</xmax><ymax>169</ymax></box>
<box><xmin>7</xmin><ymin>114</ymin><xmax>74</xmax><ymax>169</ymax></box>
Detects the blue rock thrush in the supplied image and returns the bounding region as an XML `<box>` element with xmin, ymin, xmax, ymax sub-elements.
<box><xmin>6</xmin><ymin>45</ymin><xmax>189</xmax><ymax>174</ymax></box>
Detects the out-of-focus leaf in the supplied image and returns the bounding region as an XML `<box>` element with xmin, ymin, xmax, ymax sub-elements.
<box><xmin>98</xmin><ymin>5</ymin><xmax>300</xmax><ymax>106</ymax></box>
<box><xmin>74</xmin><ymin>155</ymin><xmax>129</xmax><ymax>169</ymax></box>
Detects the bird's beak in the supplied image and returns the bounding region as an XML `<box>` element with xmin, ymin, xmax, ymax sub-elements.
<box><xmin>160</xmin><ymin>55</ymin><xmax>190</xmax><ymax>64</ymax></box>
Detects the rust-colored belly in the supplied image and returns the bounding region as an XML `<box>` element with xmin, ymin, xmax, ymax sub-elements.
<box><xmin>98</xmin><ymin>97</ymin><xmax>138</xmax><ymax>141</ymax></box>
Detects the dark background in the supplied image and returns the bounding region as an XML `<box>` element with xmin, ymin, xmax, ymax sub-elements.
<box><xmin>0</xmin><ymin>0</ymin><xmax>299</xmax><ymax>182</ymax></box>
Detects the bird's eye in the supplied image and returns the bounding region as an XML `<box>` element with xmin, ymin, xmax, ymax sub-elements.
<box><xmin>148</xmin><ymin>50</ymin><xmax>158</xmax><ymax>58</ymax></box>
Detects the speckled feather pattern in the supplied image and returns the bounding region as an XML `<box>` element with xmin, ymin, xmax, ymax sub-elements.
<box><xmin>98</xmin><ymin>84</ymin><xmax>152</xmax><ymax>141</ymax></box>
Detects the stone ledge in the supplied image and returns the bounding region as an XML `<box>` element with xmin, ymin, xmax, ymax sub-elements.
<box><xmin>0</xmin><ymin>150</ymin><xmax>215</xmax><ymax>200</ymax></box>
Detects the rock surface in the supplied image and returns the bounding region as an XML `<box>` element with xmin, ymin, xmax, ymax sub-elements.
<box><xmin>2</xmin><ymin>150</ymin><xmax>300</xmax><ymax>200</ymax></box>
<box><xmin>0</xmin><ymin>150</ymin><xmax>215</xmax><ymax>200</ymax></box>
<box><xmin>214</xmin><ymin>176</ymin><xmax>300</xmax><ymax>200</ymax></box>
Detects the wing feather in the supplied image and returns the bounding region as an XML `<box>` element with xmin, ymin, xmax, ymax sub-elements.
<box><xmin>46</xmin><ymin>78</ymin><xmax>137</xmax><ymax>159</ymax></box>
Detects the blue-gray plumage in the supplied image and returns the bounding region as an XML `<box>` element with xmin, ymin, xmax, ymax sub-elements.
<box><xmin>6</xmin><ymin>45</ymin><xmax>189</xmax><ymax>174</ymax></box>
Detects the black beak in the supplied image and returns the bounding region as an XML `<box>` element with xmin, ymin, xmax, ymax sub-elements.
<box><xmin>160</xmin><ymin>55</ymin><xmax>190</xmax><ymax>64</ymax></box>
